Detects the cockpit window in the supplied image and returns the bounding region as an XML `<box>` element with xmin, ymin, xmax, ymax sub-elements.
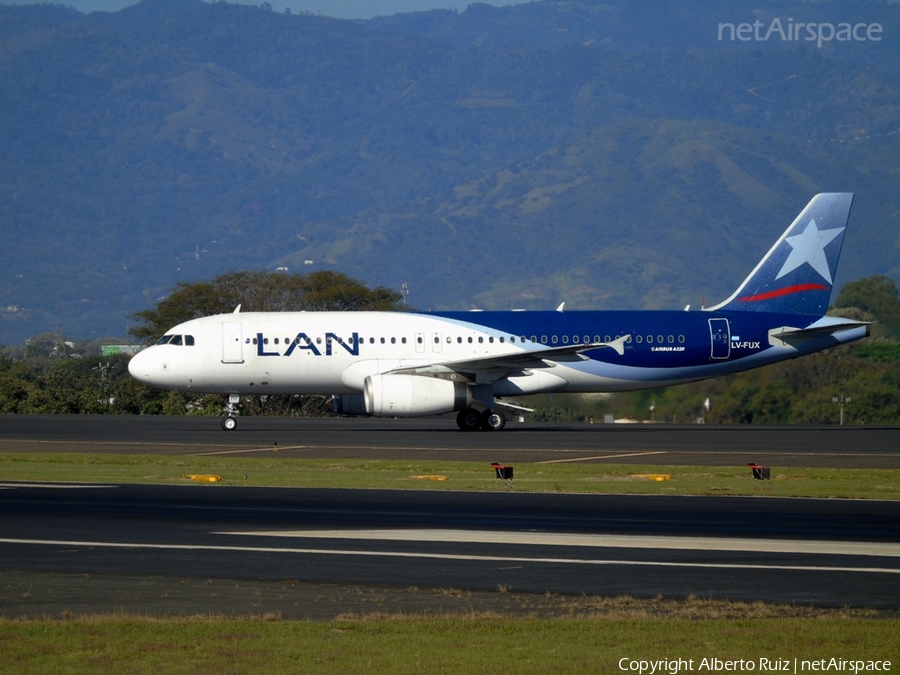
<box><xmin>155</xmin><ymin>334</ymin><xmax>194</xmax><ymax>346</ymax></box>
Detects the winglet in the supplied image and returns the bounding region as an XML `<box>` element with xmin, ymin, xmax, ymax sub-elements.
<box><xmin>603</xmin><ymin>334</ymin><xmax>628</xmax><ymax>356</ymax></box>
<box><xmin>556</xmin><ymin>302</ymin><xmax>565</xmax><ymax>312</ymax></box>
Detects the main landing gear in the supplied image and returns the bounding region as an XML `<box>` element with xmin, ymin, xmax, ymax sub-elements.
<box><xmin>456</xmin><ymin>407</ymin><xmax>506</xmax><ymax>432</ymax></box>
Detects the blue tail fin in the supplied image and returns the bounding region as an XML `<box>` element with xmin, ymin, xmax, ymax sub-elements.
<box><xmin>707</xmin><ymin>193</ymin><xmax>854</xmax><ymax>316</ymax></box>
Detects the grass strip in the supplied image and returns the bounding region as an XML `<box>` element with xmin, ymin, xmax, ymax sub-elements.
<box><xmin>1</xmin><ymin>452</ymin><xmax>899</xmax><ymax>498</ymax></box>
<box><xmin>0</xmin><ymin>614</ymin><xmax>897</xmax><ymax>675</ymax></box>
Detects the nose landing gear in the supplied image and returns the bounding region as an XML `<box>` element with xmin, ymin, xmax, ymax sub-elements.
<box><xmin>221</xmin><ymin>394</ymin><xmax>241</xmax><ymax>431</ymax></box>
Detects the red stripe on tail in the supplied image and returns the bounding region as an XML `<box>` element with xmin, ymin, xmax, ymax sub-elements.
<box><xmin>738</xmin><ymin>283</ymin><xmax>830</xmax><ymax>303</ymax></box>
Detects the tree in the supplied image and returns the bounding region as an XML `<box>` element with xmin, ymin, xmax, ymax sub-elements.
<box><xmin>129</xmin><ymin>270</ymin><xmax>405</xmax><ymax>343</ymax></box>
<box><xmin>834</xmin><ymin>275</ymin><xmax>900</xmax><ymax>336</ymax></box>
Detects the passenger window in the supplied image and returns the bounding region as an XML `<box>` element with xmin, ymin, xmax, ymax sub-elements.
<box><xmin>391</xmin><ymin>337</ymin><xmax>396</xmax><ymax>344</ymax></box>
<box><xmin>604</xmin><ymin>335</ymin><xmax>610</xmax><ymax>343</ymax></box>
<box><xmin>636</xmin><ymin>335</ymin><xmax>643</xmax><ymax>343</ymax></box>
<box><xmin>418</xmin><ymin>336</ymin><xmax>423</xmax><ymax>344</ymax></box>
<box><xmin>489</xmin><ymin>337</ymin><xmax>494</xmax><ymax>343</ymax></box>
<box><xmin>274</xmin><ymin>338</ymin><xmax>279</xmax><ymax>345</ymax></box>
<box><xmin>551</xmin><ymin>336</ymin><xmax>558</xmax><ymax>344</ymax></box>
<box><xmin>593</xmin><ymin>335</ymin><xmax>600</xmax><ymax>343</ymax></box>
<box><xmin>647</xmin><ymin>335</ymin><xmax>653</xmax><ymax>343</ymax></box>
<box><xmin>457</xmin><ymin>337</ymin><xmax>462</xmax><ymax>344</ymax></box>
<box><xmin>380</xmin><ymin>337</ymin><xmax>385</xmax><ymax>344</ymax></box>
<box><xmin>541</xmin><ymin>336</ymin><xmax>547</xmax><ymax>344</ymax></box>
<box><xmin>531</xmin><ymin>336</ymin><xmax>537</xmax><ymax>343</ymax></box>
<box><xmin>562</xmin><ymin>336</ymin><xmax>569</xmax><ymax>344</ymax></box>
<box><xmin>499</xmin><ymin>337</ymin><xmax>504</xmax><ymax>344</ymax></box>
<box><xmin>657</xmin><ymin>335</ymin><xmax>664</xmax><ymax>343</ymax></box>
<box><xmin>679</xmin><ymin>335</ymin><xmax>685</xmax><ymax>343</ymax></box>
<box><xmin>573</xmin><ymin>335</ymin><xmax>580</xmax><ymax>343</ymax></box>
<box><xmin>468</xmin><ymin>337</ymin><xmax>473</xmax><ymax>343</ymax></box>
<box><xmin>447</xmin><ymin>336</ymin><xmax>452</xmax><ymax>343</ymax></box>
<box><xmin>668</xmin><ymin>335</ymin><xmax>674</xmax><ymax>343</ymax></box>
<box><xmin>402</xmin><ymin>337</ymin><xmax>407</xmax><ymax>344</ymax></box>
<box><xmin>478</xmin><ymin>337</ymin><xmax>484</xmax><ymax>344</ymax></box>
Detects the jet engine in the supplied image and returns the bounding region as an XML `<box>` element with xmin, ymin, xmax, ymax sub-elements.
<box><xmin>364</xmin><ymin>374</ymin><xmax>470</xmax><ymax>417</ymax></box>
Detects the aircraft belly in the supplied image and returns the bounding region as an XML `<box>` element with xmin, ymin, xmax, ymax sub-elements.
<box><xmin>550</xmin><ymin>349</ymin><xmax>792</xmax><ymax>393</ymax></box>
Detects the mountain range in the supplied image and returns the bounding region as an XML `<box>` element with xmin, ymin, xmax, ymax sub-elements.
<box><xmin>1</xmin><ymin>0</ymin><xmax>898</xmax><ymax>344</ymax></box>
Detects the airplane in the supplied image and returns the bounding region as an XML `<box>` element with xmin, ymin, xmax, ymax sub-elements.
<box><xmin>128</xmin><ymin>192</ymin><xmax>869</xmax><ymax>431</ymax></box>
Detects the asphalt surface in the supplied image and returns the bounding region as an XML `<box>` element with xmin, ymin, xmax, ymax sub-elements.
<box><xmin>1</xmin><ymin>483</ymin><xmax>898</xmax><ymax>615</ymax></box>
<box><xmin>0</xmin><ymin>415</ymin><xmax>898</xmax><ymax>617</ymax></box>
<box><xmin>1</xmin><ymin>414</ymin><xmax>899</xmax><ymax>467</ymax></box>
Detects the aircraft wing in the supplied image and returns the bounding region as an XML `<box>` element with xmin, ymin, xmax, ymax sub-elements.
<box><xmin>385</xmin><ymin>336</ymin><xmax>628</xmax><ymax>384</ymax></box>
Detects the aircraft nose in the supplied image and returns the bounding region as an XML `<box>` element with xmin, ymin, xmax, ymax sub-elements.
<box><xmin>128</xmin><ymin>347</ymin><xmax>156</xmax><ymax>384</ymax></box>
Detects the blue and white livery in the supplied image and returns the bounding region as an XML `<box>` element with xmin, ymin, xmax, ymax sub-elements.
<box><xmin>129</xmin><ymin>193</ymin><xmax>868</xmax><ymax>430</ymax></box>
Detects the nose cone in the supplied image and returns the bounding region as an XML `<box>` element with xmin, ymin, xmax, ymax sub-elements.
<box><xmin>127</xmin><ymin>347</ymin><xmax>157</xmax><ymax>385</ymax></box>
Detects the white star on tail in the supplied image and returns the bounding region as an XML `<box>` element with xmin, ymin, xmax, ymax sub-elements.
<box><xmin>775</xmin><ymin>219</ymin><xmax>844</xmax><ymax>284</ymax></box>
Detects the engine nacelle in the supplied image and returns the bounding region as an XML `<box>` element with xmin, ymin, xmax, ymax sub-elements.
<box><xmin>364</xmin><ymin>374</ymin><xmax>470</xmax><ymax>417</ymax></box>
<box><xmin>331</xmin><ymin>394</ymin><xmax>368</xmax><ymax>416</ymax></box>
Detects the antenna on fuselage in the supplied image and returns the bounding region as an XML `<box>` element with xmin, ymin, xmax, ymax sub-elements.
<box><xmin>233</xmin><ymin>304</ymin><xmax>242</xmax><ymax>313</ymax></box>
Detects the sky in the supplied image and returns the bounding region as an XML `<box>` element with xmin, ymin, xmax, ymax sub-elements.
<box><xmin>0</xmin><ymin>0</ymin><xmax>533</xmax><ymax>19</ymax></box>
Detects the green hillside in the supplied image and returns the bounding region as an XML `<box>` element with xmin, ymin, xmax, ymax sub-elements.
<box><xmin>0</xmin><ymin>0</ymin><xmax>898</xmax><ymax>343</ymax></box>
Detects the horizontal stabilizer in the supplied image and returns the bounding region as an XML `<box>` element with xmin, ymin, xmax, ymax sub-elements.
<box><xmin>768</xmin><ymin>317</ymin><xmax>871</xmax><ymax>348</ymax></box>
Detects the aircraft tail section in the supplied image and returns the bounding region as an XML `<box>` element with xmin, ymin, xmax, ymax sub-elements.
<box><xmin>707</xmin><ymin>193</ymin><xmax>854</xmax><ymax>316</ymax></box>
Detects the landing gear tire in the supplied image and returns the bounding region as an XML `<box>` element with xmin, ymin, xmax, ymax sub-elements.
<box><xmin>480</xmin><ymin>409</ymin><xmax>506</xmax><ymax>431</ymax></box>
<box><xmin>221</xmin><ymin>416</ymin><xmax>238</xmax><ymax>431</ymax></box>
<box><xmin>456</xmin><ymin>408</ymin><xmax>482</xmax><ymax>431</ymax></box>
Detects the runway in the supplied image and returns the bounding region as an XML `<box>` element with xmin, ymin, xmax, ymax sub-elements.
<box><xmin>0</xmin><ymin>415</ymin><xmax>898</xmax><ymax>615</ymax></box>
<box><xmin>1</xmin><ymin>414</ymin><xmax>899</xmax><ymax>467</ymax></box>
<box><xmin>0</xmin><ymin>482</ymin><xmax>898</xmax><ymax>613</ymax></box>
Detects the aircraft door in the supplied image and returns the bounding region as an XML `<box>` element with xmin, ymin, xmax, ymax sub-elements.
<box><xmin>222</xmin><ymin>322</ymin><xmax>244</xmax><ymax>363</ymax></box>
<box><xmin>708</xmin><ymin>318</ymin><xmax>731</xmax><ymax>360</ymax></box>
